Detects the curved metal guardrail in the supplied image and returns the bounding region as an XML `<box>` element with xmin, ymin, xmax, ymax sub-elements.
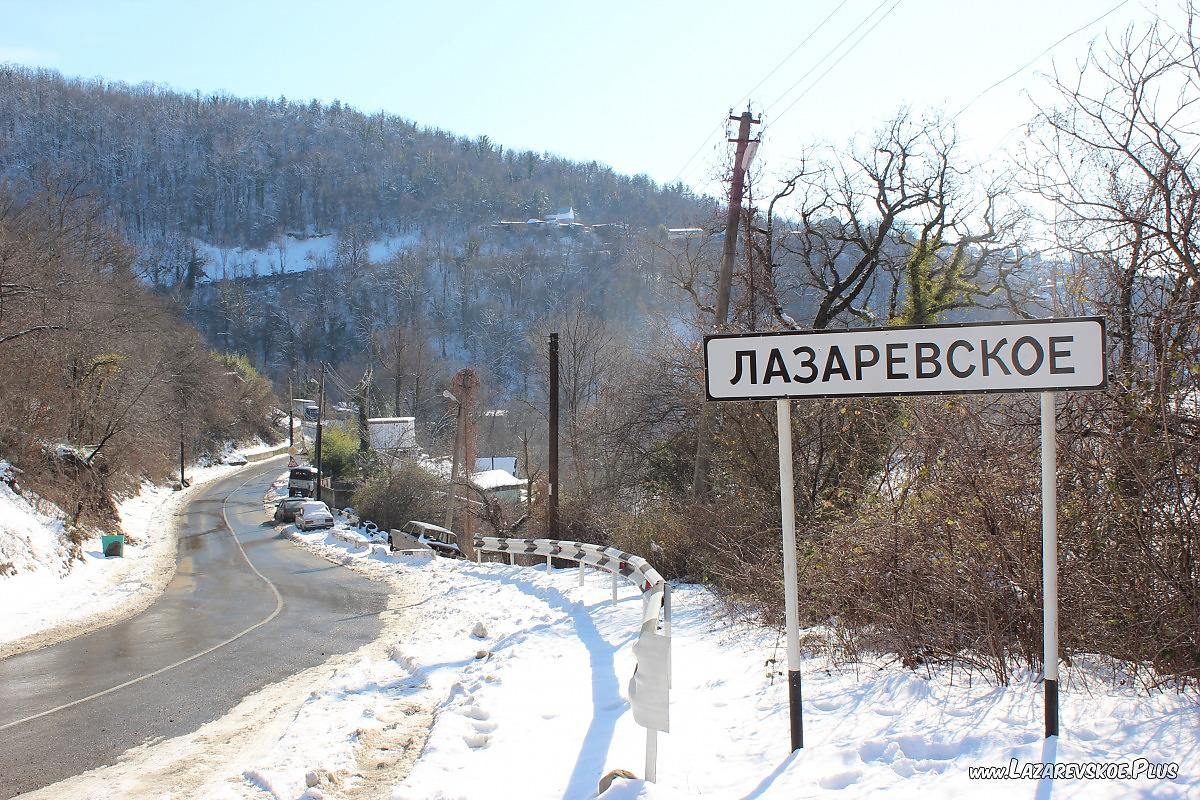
<box><xmin>472</xmin><ymin>535</ymin><xmax>671</xmax><ymax>782</ymax></box>
<box><xmin>471</xmin><ymin>536</ymin><xmax>664</xmax><ymax>589</ymax></box>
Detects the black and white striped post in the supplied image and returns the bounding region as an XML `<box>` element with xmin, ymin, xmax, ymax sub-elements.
<box><xmin>1041</xmin><ymin>391</ymin><xmax>1059</xmax><ymax>737</ymax></box>
<box><xmin>776</xmin><ymin>398</ymin><xmax>803</xmax><ymax>751</ymax></box>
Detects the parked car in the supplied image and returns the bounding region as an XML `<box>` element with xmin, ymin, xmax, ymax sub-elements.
<box><xmin>391</xmin><ymin>520</ymin><xmax>462</xmax><ymax>558</ymax></box>
<box><xmin>223</xmin><ymin>452</ymin><xmax>248</xmax><ymax>466</ymax></box>
<box><xmin>295</xmin><ymin>500</ymin><xmax>334</xmax><ymax>531</ymax></box>
<box><xmin>273</xmin><ymin>496</ymin><xmax>308</xmax><ymax>523</ymax></box>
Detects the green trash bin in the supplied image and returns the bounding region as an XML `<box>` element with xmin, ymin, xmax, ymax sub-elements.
<box><xmin>101</xmin><ymin>534</ymin><xmax>125</xmax><ymax>558</ymax></box>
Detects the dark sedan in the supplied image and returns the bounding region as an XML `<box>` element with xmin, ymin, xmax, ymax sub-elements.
<box><xmin>273</xmin><ymin>496</ymin><xmax>308</xmax><ymax>523</ymax></box>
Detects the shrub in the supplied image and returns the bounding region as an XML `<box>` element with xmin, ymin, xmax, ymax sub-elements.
<box><xmin>352</xmin><ymin>461</ymin><xmax>444</xmax><ymax>532</ymax></box>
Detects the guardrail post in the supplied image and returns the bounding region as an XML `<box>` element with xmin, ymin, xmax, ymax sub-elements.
<box><xmin>546</xmin><ymin>553</ymin><xmax>552</xmax><ymax>572</ymax></box>
<box><xmin>645</xmin><ymin>728</ymin><xmax>658</xmax><ymax>783</ymax></box>
<box><xmin>611</xmin><ymin>570</ymin><xmax>618</xmax><ymax>606</ymax></box>
<box><xmin>508</xmin><ymin>551</ymin><xmax>515</xmax><ymax>566</ymax></box>
<box><xmin>579</xmin><ymin>561</ymin><xmax>585</xmax><ymax>586</ymax></box>
<box><xmin>664</xmin><ymin>583</ymin><xmax>672</xmax><ymax>686</ymax></box>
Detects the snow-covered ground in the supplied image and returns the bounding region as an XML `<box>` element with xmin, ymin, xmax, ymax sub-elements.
<box><xmin>0</xmin><ymin>452</ymin><xmax>282</xmax><ymax>658</ymax></box>
<box><xmin>43</xmin><ymin>511</ymin><xmax>1196</xmax><ymax>800</ymax></box>
<box><xmin>194</xmin><ymin>231</ymin><xmax>420</xmax><ymax>280</ymax></box>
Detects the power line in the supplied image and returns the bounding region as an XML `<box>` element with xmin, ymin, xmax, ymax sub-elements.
<box><xmin>670</xmin><ymin>0</ymin><xmax>852</xmax><ymax>185</ymax></box>
<box><xmin>745</xmin><ymin>0</ymin><xmax>853</xmax><ymax>104</ymax></box>
<box><xmin>770</xmin><ymin>0</ymin><xmax>905</xmax><ymax>126</ymax></box>
<box><xmin>951</xmin><ymin>0</ymin><xmax>1132</xmax><ymax>121</ymax></box>
<box><xmin>764</xmin><ymin>0</ymin><xmax>894</xmax><ymax>117</ymax></box>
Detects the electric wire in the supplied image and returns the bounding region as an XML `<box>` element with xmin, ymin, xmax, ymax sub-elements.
<box><xmin>763</xmin><ymin>0</ymin><xmax>895</xmax><ymax>118</ymax></box>
<box><xmin>769</xmin><ymin>0</ymin><xmax>905</xmax><ymax>126</ymax></box>
<box><xmin>950</xmin><ymin>0</ymin><xmax>1132</xmax><ymax>121</ymax></box>
<box><xmin>670</xmin><ymin>0</ymin><xmax>853</xmax><ymax>185</ymax></box>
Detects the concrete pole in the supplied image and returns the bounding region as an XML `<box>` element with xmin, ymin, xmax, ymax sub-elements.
<box><xmin>443</xmin><ymin>399</ymin><xmax>463</xmax><ymax>532</ymax></box>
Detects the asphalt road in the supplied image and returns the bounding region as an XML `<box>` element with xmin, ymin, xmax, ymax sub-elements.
<box><xmin>0</xmin><ymin>457</ymin><xmax>391</xmax><ymax>797</ymax></box>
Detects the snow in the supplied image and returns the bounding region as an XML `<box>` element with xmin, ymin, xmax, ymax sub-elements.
<box><xmin>24</xmin><ymin>505</ymin><xmax>1199</xmax><ymax>799</ymax></box>
<box><xmin>193</xmin><ymin>231</ymin><xmax>420</xmax><ymax>279</ymax></box>
<box><xmin>469</xmin><ymin>468</ymin><xmax>526</xmax><ymax>490</ymax></box>
<box><xmin>239</xmin><ymin>523</ymin><xmax>1200</xmax><ymax>800</ymax></box>
<box><xmin>0</xmin><ymin>457</ymin><xmax>272</xmax><ymax>657</ymax></box>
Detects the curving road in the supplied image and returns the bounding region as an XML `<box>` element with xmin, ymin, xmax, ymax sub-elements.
<box><xmin>0</xmin><ymin>457</ymin><xmax>391</xmax><ymax>798</ymax></box>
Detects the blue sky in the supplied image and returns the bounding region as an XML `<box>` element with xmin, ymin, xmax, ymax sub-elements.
<box><xmin>0</xmin><ymin>0</ymin><xmax>1162</xmax><ymax>197</ymax></box>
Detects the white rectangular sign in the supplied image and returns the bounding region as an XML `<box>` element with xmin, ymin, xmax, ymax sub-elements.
<box><xmin>704</xmin><ymin>317</ymin><xmax>1106</xmax><ymax>401</ymax></box>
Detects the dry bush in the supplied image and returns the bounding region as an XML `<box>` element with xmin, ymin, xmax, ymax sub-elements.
<box><xmin>0</xmin><ymin>177</ymin><xmax>281</xmax><ymax>527</ymax></box>
<box><xmin>352</xmin><ymin>460</ymin><xmax>445</xmax><ymax>532</ymax></box>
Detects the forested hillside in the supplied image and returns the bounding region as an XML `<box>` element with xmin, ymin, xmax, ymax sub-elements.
<box><xmin>0</xmin><ymin>66</ymin><xmax>711</xmax><ymax>280</ymax></box>
<box><xmin>0</xmin><ymin>66</ymin><xmax>714</xmax><ymax>409</ymax></box>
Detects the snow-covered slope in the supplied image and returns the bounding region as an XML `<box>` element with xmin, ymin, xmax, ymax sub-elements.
<box><xmin>193</xmin><ymin>231</ymin><xmax>420</xmax><ymax>280</ymax></box>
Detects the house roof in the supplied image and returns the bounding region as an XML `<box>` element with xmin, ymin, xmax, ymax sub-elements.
<box><xmin>471</xmin><ymin>469</ymin><xmax>528</xmax><ymax>490</ymax></box>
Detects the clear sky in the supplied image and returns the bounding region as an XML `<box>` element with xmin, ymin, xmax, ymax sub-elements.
<box><xmin>0</xmin><ymin>0</ymin><xmax>1164</xmax><ymax>198</ymax></box>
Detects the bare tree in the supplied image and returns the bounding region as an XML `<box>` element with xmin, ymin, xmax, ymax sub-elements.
<box><xmin>756</xmin><ymin>112</ymin><xmax>1029</xmax><ymax>331</ymax></box>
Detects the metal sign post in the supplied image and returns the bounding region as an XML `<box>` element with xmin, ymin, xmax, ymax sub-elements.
<box><xmin>701</xmin><ymin>317</ymin><xmax>1106</xmax><ymax>749</ymax></box>
<box><xmin>776</xmin><ymin>399</ymin><xmax>804</xmax><ymax>751</ymax></box>
<box><xmin>1041</xmin><ymin>392</ymin><xmax>1059</xmax><ymax>737</ymax></box>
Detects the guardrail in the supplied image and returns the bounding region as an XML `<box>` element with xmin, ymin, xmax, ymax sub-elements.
<box><xmin>472</xmin><ymin>535</ymin><xmax>671</xmax><ymax>783</ymax></box>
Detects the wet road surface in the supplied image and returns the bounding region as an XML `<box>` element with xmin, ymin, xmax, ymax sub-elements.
<box><xmin>0</xmin><ymin>458</ymin><xmax>391</xmax><ymax>797</ymax></box>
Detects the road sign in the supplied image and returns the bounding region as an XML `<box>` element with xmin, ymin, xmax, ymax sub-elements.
<box><xmin>704</xmin><ymin>317</ymin><xmax>1106</xmax><ymax>401</ymax></box>
<box><xmin>701</xmin><ymin>317</ymin><xmax>1107</xmax><ymax>749</ymax></box>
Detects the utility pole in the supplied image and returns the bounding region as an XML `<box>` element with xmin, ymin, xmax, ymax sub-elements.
<box><xmin>357</xmin><ymin>368</ymin><xmax>371</xmax><ymax>453</ymax></box>
<box><xmin>692</xmin><ymin>108</ymin><xmax>761</xmax><ymax>497</ymax></box>
<box><xmin>315</xmin><ymin>363</ymin><xmax>326</xmax><ymax>502</ymax></box>
<box><xmin>179</xmin><ymin>391</ymin><xmax>187</xmax><ymax>487</ymax></box>
<box><xmin>443</xmin><ymin>390</ymin><xmax>463</xmax><ymax>533</ymax></box>
<box><xmin>287</xmin><ymin>373</ymin><xmax>294</xmax><ymax>451</ymax></box>
<box><xmin>548</xmin><ymin>332</ymin><xmax>559</xmax><ymax>539</ymax></box>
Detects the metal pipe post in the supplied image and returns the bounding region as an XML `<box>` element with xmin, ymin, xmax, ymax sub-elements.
<box><xmin>1041</xmin><ymin>391</ymin><xmax>1060</xmax><ymax>738</ymax></box>
<box><xmin>776</xmin><ymin>399</ymin><xmax>803</xmax><ymax>751</ymax></box>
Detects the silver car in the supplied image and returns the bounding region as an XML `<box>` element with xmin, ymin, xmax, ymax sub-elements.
<box><xmin>295</xmin><ymin>500</ymin><xmax>335</xmax><ymax>531</ymax></box>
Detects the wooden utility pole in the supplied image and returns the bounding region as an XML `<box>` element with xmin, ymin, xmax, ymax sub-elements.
<box><xmin>548</xmin><ymin>332</ymin><xmax>560</xmax><ymax>539</ymax></box>
<box><xmin>693</xmin><ymin>109</ymin><xmax>761</xmax><ymax>497</ymax></box>
<box><xmin>315</xmin><ymin>364</ymin><xmax>326</xmax><ymax>502</ymax></box>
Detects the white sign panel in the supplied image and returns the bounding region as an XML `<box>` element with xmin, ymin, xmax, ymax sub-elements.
<box><xmin>704</xmin><ymin>317</ymin><xmax>1106</xmax><ymax>401</ymax></box>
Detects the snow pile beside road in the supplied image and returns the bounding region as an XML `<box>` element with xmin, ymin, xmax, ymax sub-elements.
<box><xmin>277</xmin><ymin>526</ymin><xmax>1200</xmax><ymax>799</ymax></box>
<box><xmin>0</xmin><ymin>459</ymin><xmax>271</xmax><ymax>657</ymax></box>
<box><xmin>0</xmin><ymin>463</ymin><xmax>71</xmax><ymax>579</ymax></box>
